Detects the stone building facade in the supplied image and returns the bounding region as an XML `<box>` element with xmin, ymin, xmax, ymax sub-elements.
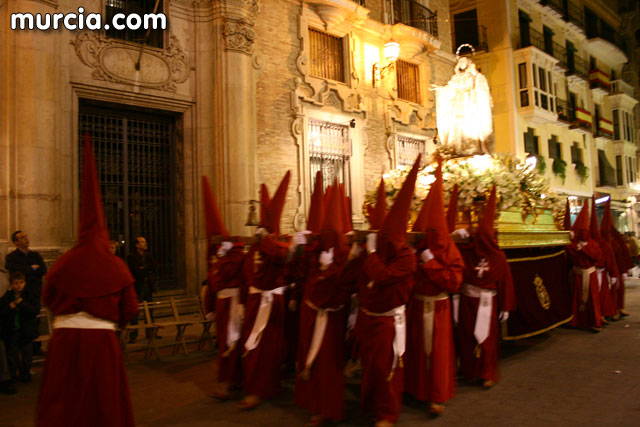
<box><xmin>1</xmin><ymin>0</ymin><xmax>455</xmax><ymax>293</ymax></box>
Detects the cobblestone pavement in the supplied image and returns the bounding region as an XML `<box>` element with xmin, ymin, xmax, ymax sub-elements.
<box><xmin>2</xmin><ymin>283</ymin><xmax>639</xmax><ymax>426</ymax></box>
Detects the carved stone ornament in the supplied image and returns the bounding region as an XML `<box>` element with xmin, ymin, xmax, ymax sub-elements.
<box><xmin>72</xmin><ymin>32</ymin><xmax>192</xmax><ymax>92</ymax></box>
<box><xmin>223</xmin><ymin>19</ymin><xmax>256</xmax><ymax>55</ymax></box>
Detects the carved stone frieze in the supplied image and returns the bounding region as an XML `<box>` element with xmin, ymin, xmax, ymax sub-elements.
<box><xmin>223</xmin><ymin>18</ymin><xmax>256</xmax><ymax>54</ymax></box>
<box><xmin>72</xmin><ymin>32</ymin><xmax>192</xmax><ymax>92</ymax></box>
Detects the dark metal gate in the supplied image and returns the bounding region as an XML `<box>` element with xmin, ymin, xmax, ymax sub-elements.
<box><xmin>79</xmin><ymin>101</ymin><xmax>179</xmax><ymax>290</ymax></box>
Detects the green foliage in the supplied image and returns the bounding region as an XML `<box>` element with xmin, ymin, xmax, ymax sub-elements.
<box><xmin>552</xmin><ymin>158</ymin><xmax>567</xmax><ymax>182</ymax></box>
<box><xmin>575</xmin><ymin>161</ymin><xmax>589</xmax><ymax>184</ymax></box>
<box><xmin>535</xmin><ymin>154</ymin><xmax>546</xmax><ymax>175</ymax></box>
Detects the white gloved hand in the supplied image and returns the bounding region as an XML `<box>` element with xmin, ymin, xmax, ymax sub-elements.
<box><xmin>205</xmin><ymin>312</ymin><xmax>215</xmax><ymax>322</ymax></box>
<box><xmin>289</xmin><ymin>231</ymin><xmax>307</xmax><ymax>252</ymax></box>
<box><xmin>453</xmin><ymin>228</ymin><xmax>470</xmax><ymax>239</ymax></box>
<box><xmin>366</xmin><ymin>233</ymin><xmax>377</xmax><ymax>254</ymax></box>
<box><xmin>611</xmin><ymin>277</ymin><xmax>617</xmax><ymax>285</ymax></box>
<box><xmin>577</xmin><ymin>241</ymin><xmax>588</xmax><ymax>250</ymax></box>
<box><xmin>348</xmin><ymin>242</ymin><xmax>363</xmax><ymax>260</ymax></box>
<box><xmin>238</xmin><ymin>304</ymin><xmax>245</xmax><ymax>322</ymax></box>
<box><xmin>421</xmin><ymin>248</ymin><xmax>435</xmax><ymax>263</ymax></box>
<box><xmin>499</xmin><ymin>311</ymin><xmax>509</xmax><ymax>323</ymax></box>
<box><xmin>319</xmin><ymin>247</ymin><xmax>334</xmax><ymax>269</ymax></box>
<box><xmin>217</xmin><ymin>241</ymin><xmax>233</xmax><ymax>258</ymax></box>
<box><xmin>569</xmin><ymin>231</ymin><xmax>575</xmax><ymax>240</ymax></box>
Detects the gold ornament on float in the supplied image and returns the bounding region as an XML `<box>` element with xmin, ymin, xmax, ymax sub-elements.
<box><xmin>534</xmin><ymin>274</ymin><xmax>551</xmax><ymax>310</ymax></box>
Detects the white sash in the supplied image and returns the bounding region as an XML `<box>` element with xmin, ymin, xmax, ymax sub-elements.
<box><xmin>300</xmin><ymin>299</ymin><xmax>344</xmax><ymax>379</ymax></box>
<box><xmin>414</xmin><ymin>293</ymin><xmax>449</xmax><ymax>358</ymax></box>
<box><xmin>53</xmin><ymin>311</ymin><xmax>116</xmax><ymax>330</ymax></box>
<box><xmin>596</xmin><ymin>268</ymin><xmax>604</xmax><ymax>292</ymax></box>
<box><xmin>244</xmin><ymin>285</ymin><xmax>287</xmax><ymax>352</ymax></box>
<box><xmin>217</xmin><ymin>288</ymin><xmax>241</xmax><ymax>349</ymax></box>
<box><xmin>363</xmin><ymin>305</ymin><xmax>406</xmax><ymax>373</ymax></box>
<box><xmin>573</xmin><ymin>266</ymin><xmax>596</xmax><ymax>305</ymax></box>
<box><xmin>462</xmin><ymin>283</ymin><xmax>496</xmax><ymax>345</ymax></box>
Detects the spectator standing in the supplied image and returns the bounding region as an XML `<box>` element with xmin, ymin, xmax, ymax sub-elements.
<box><xmin>5</xmin><ymin>231</ymin><xmax>47</xmax><ymax>298</ymax></box>
<box><xmin>0</xmin><ymin>272</ymin><xmax>40</xmax><ymax>384</ymax></box>
<box><xmin>126</xmin><ymin>236</ymin><xmax>157</xmax><ymax>342</ymax></box>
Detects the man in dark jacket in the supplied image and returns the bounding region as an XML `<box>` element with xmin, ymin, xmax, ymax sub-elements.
<box><xmin>0</xmin><ymin>272</ymin><xmax>40</xmax><ymax>384</ymax></box>
<box><xmin>126</xmin><ymin>236</ymin><xmax>157</xmax><ymax>341</ymax></box>
<box><xmin>5</xmin><ymin>231</ymin><xmax>47</xmax><ymax>298</ymax></box>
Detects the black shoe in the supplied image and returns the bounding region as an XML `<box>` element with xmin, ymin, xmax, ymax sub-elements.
<box><xmin>0</xmin><ymin>381</ymin><xmax>17</xmax><ymax>395</ymax></box>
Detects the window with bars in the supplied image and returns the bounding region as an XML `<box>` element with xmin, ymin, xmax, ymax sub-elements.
<box><xmin>105</xmin><ymin>0</ymin><xmax>164</xmax><ymax>48</ymax></box>
<box><xmin>309</xmin><ymin>29</ymin><xmax>346</xmax><ymax>83</ymax></box>
<box><xmin>79</xmin><ymin>102</ymin><xmax>178</xmax><ymax>289</ymax></box>
<box><xmin>396</xmin><ymin>60</ymin><xmax>421</xmax><ymax>104</ymax></box>
<box><xmin>308</xmin><ymin>119</ymin><xmax>352</xmax><ymax>195</ymax></box>
<box><xmin>396</xmin><ymin>135</ymin><xmax>426</xmax><ymax>167</ymax></box>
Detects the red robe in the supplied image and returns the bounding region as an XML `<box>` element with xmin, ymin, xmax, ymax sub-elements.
<box><xmin>598</xmin><ymin>240</ymin><xmax>619</xmax><ymax>317</ymax></box>
<box><xmin>37</xmin><ymin>283</ymin><xmax>138</xmax><ymax>427</ymax></box>
<box><xmin>240</xmin><ymin>236</ymin><xmax>289</xmax><ymax>399</ymax></box>
<box><xmin>611</xmin><ymin>232</ymin><xmax>634</xmax><ymax>310</ymax></box>
<box><xmin>405</xmin><ymin>249</ymin><xmax>464</xmax><ymax>403</ymax></box>
<box><xmin>294</xmin><ymin>256</ymin><xmax>350</xmax><ymax>421</ymax></box>
<box><xmin>457</xmin><ymin>243</ymin><xmax>516</xmax><ymax>383</ymax></box>
<box><xmin>207</xmin><ymin>246</ymin><xmax>245</xmax><ymax>385</ymax></box>
<box><xmin>566</xmin><ymin>239</ymin><xmax>603</xmax><ymax>329</ymax></box>
<box><xmin>356</xmin><ymin>246</ymin><xmax>415</xmax><ymax>424</ymax></box>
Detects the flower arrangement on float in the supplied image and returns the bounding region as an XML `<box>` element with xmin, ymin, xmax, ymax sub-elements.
<box><xmin>363</xmin><ymin>153</ymin><xmax>566</xmax><ymax>227</ymax></box>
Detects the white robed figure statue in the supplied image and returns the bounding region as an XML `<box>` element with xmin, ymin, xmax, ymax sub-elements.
<box><xmin>434</xmin><ymin>44</ymin><xmax>493</xmax><ymax>156</ymax></box>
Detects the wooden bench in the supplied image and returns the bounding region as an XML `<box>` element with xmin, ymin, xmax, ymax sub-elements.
<box><xmin>120</xmin><ymin>303</ymin><xmax>162</xmax><ymax>360</ymax></box>
<box><xmin>32</xmin><ymin>308</ymin><xmax>53</xmax><ymax>363</ymax></box>
<box><xmin>172</xmin><ymin>296</ymin><xmax>216</xmax><ymax>352</ymax></box>
<box><xmin>146</xmin><ymin>298</ymin><xmax>193</xmax><ymax>355</ymax></box>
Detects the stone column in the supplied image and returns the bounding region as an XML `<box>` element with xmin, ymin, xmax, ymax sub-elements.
<box><xmin>212</xmin><ymin>0</ymin><xmax>260</xmax><ymax>235</ymax></box>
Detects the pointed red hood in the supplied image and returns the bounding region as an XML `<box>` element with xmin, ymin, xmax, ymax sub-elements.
<box><xmin>377</xmin><ymin>155</ymin><xmax>421</xmax><ymax>259</ymax></box>
<box><xmin>423</xmin><ymin>161</ymin><xmax>450</xmax><ymax>253</ymax></box>
<box><xmin>306</xmin><ymin>171</ymin><xmax>325</xmax><ymax>233</ymax></box>
<box><xmin>266</xmin><ymin>170</ymin><xmax>290</xmax><ymax>235</ymax></box>
<box><xmin>320</xmin><ymin>179</ymin><xmax>348</xmax><ymax>263</ymax></box>
<box><xmin>572</xmin><ymin>198</ymin><xmax>590</xmax><ymax>242</ymax></box>
<box><xmin>259</xmin><ymin>183</ymin><xmax>271</xmax><ymax>229</ymax></box>
<box><xmin>476</xmin><ymin>185</ymin><xmax>497</xmax><ymax>243</ymax></box>
<box><xmin>590</xmin><ymin>196</ymin><xmax>602</xmax><ymax>242</ymax></box>
<box><xmin>563</xmin><ymin>198</ymin><xmax>571</xmax><ymax>231</ymax></box>
<box><xmin>202</xmin><ymin>176</ymin><xmax>229</xmax><ymax>238</ymax></box>
<box><xmin>369</xmin><ymin>177</ymin><xmax>387</xmax><ymax>230</ymax></box>
<box><xmin>447</xmin><ymin>183</ymin><xmax>459</xmax><ymax>233</ymax></box>
<box><xmin>46</xmin><ymin>134</ymin><xmax>133</xmax><ymax>298</ymax></box>
<box><xmin>600</xmin><ymin>200</ymin><xmax>613</xmax><ymax>241</ymax></box>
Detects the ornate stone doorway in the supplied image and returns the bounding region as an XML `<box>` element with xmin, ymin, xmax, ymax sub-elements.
<box><xmin>78</xmin><ymin>100</ymin><xmax>180</xmax><ymax>290</ymax></box>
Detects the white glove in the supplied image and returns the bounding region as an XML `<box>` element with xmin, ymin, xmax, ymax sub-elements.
<box><xmin>289</xmin><ymin>231</ymin><xmax>306</xmax><ymax>252</ymax></box>
<box><xmin>569</xmin><ymin>231</ymin><xmax>575</xmax><ymax>240</ymax></box>
<box><xmin>499</xmin><ymin>311</ymin><xmax>509</xmax><ymax>323</ymax></box>
<box><xmin>238</xmin><ymin>304</ymin><xmax>245</xmax><ymax>322</ymax></box>
<box><xmin>577</xmin><ymin>241</ymin><xmax>588</xmax><ymax>251</ymax></box>
<box><xmin>255</xmin><ymin>227</ymin><xmax>268</xmax><ymax>237</ymax></box>
<box><xmin>453</xmin><ymin>228</ymin><xmax>470</xmax><ymax>239</ymax></box>
<box><xmin>421</xmin><ymin>249</ymin><xmax>434</xmax><ymax>263</ymax></box>
<box><xmin>348</xmin><ymin>242</ymin><xmax>363</xmax><ymax>260</ymax></box>
<box><xmin>217</xmin><ymin>241</ymin><xmax>233</xmax><ymax>258</ymax></box>
<box><xmin>366</xmin><ymin>233</ymin><xmax>377</xmax><ymax>254</ymax></box>
<box><xmin>319</xmin><ymin>247</ymin><xmax>334</xmax><ymax>269</ymax></box>
<box><xmin>611</xmin><ymin>277</ymin><xmax>617</xmax><ymax>285</ymax></box>
<box><xmin>205</xmin><ymin>312</ymin><xmax>215</xmax><ymax>322</ymax></box>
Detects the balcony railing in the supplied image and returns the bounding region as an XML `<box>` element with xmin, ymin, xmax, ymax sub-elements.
<box><xmin>540</xmin><ymin>0</ymin><xmax>563</xmax><ymax>14</ymax></box>
<box><xmin>587</xmin><ymin>21</ymin><xmax>626</xmax><ymax>52</ymax></box>
<box><xmin>565</xmin><ymin>0</ymin><xmax>585</xmax><ymax>30</ymax></box>
<box><xmin>551</xmin><ymin>41</ymin><xmax>567</xmax><ymax>67</ymax></box>
<box><xmin>520</xmin><ymin>27</ymin><xmax>545</xmax><ymax>51</ymax></box>
<box><xmin>589</xmin><ymin>68</ymin><xmax>611</xmax><ymax>91</ymax></box>
<box><xmin>570</xmin><ymin>107</ymin><xmax>592</xmax><ymax>132</ymax></box>
<box><xmin>611</xmin><ymin>79</ymin><xmax>636</xmax><ymax>98</ymax></box>
<box><xmin>393</xmin><ymin>0</ymin><xmax>438</xmax><ymax>38</ymax></box>
<box><xmin>596</xmin><ymin>118</ymin><xmax>614</xmax><ymax>139</ymax></box>
<box><xmin>556</xmin><ymin>98</ymin><xmax>571</xmax><ymax>123</ymax></box>
<box><xmin>567</xmin><ymin>54</ymin><xmax>588</xmax><ymax>80</ymax></box>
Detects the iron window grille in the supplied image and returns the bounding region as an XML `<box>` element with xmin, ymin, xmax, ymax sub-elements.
<box><xmin>396</xmin><ymin>135</ymin><xmax>426</xmax><ymax>168</ymax></box>
<box><xmin>309</xmin><ymin>29</ymin><xmax>346</xmax><ymax>83</ymax></box>
<box><xmin>396</xmin><ymin>60</ymin><xmax>421</xmax><ymax>104</ymax></box>
<box><xmin>308</xmin><ymin>119</ymin><xmax>352</xmax><ymax>196</ymax></box>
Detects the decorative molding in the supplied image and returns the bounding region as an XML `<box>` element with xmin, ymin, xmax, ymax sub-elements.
<box><xmin>252</xmin><ymin>52</ymin><xmax>265</xmax><ymax>72</ymax></box>
<box><xmin>223</xmin><ymin>18</ymin><xmax>256</xmax><ymax>54</ymax></box>
<box><xmin>303</xmin><ymin>0</ymin><xmax>369</xmax><ymax>32</ymax></box>
<box><xmin>72</xmin><ymin>32</ymin><xmax>192</xmax><ymax>93</ymax></box>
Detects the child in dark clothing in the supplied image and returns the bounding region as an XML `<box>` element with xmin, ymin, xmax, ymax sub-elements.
<box><xmin>0</xmin><ymin>272</ymin><xmax>40</xmax><ymax>384</ymax></box>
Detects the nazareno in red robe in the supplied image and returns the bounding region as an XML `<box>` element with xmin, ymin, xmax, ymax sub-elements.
<box><xmin>294</xmin><ymin>254</ymin><xmax>350</xmax><ymax>421</ymax></box>
<box><xmin>207</xmin><ymin>244</ymin><xmax>245</xmax><ymax>385</ymax></box>
<box><xmin>356</xmin><ymin>245</ymin><xmax>415</xmax><ymax>424</ymax></box>
<box><xmin>405</xmin><ymin>244</ymin><xmax>464</xmax><ymax>403</ymax></box>
<box><xmin>566</xmin><ymin>239</ymin><xmax>603</xmax><ymax>329</ymax></box>
<box><xmin>457</xmin><ymin>241</ymin><xmax>516</xmax><ymax>383</ymax></box>
<box><xmin>37</xmin><ymin>285</ymin><xmax>138</xmax><ymax>427</ymax></box>
<box><xmin>240</xmin><ymin>235</ymin><xmax>289</xmax><ymax>399</ymax></box>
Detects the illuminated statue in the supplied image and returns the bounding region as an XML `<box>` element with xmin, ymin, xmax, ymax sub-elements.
<box><xmin>434</xmin><ymin>45</ymin><xmax>493</xmax><ymax>156</ymax></box>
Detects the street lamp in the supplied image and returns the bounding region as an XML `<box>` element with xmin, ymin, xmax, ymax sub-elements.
<box><xmin>373</xmin><ymin>41</ymin><xmax>400</xmax><ymax>87</ymax></box>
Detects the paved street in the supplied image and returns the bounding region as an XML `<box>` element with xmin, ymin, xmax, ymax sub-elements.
<box><xmin>2</xmin><ymin>283</ymin><xmax>640</xmax><ymax>426</ymax></box>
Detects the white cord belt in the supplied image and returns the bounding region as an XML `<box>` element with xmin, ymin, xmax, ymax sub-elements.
<box><xmin>244</xmin><ymin>285</ymin><xmax>287</xmax><ymax>352</ymax></box>
<box><xmin>53</xmin><ymin>311</ymin><xmax>116</xmax><ymax>331</ymax></box>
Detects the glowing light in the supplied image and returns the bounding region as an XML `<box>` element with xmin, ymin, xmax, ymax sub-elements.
<box><xmin>468</xmin><ymin>154</ymin><xmax>492</xmax><ymax>173</ymax></box>
<box><xmin>525</xmin><ymin>155</ymin><xmax>537</xmax><ymax>169</ymax></box>
<box><xmin>384</xmin><ymin>41</ymin><xmax>400</xmax><ymax>62</ymax></box>
<box><xmin>418</xmin><ymin>174</ymin><xmax>436</xmax><ymax>186</ymax></box>
<box><xmin>595</xmin><ymin>196</ymin><xmax>610</xmax><ymax>205</ymax></box>
<box><xmin>541</xmin><ymin>193</ymin><xmax>546</xmax><ymax>199</ymax></box>
<box><xmin>568</xmin><ymin>196</ymin><xmax>578</xmax><ymax>200</ymax></box>
<box><xmin>382</xmin><ymin>173</ymin><xmax>390</xmax><ymax>179</ymax></box>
